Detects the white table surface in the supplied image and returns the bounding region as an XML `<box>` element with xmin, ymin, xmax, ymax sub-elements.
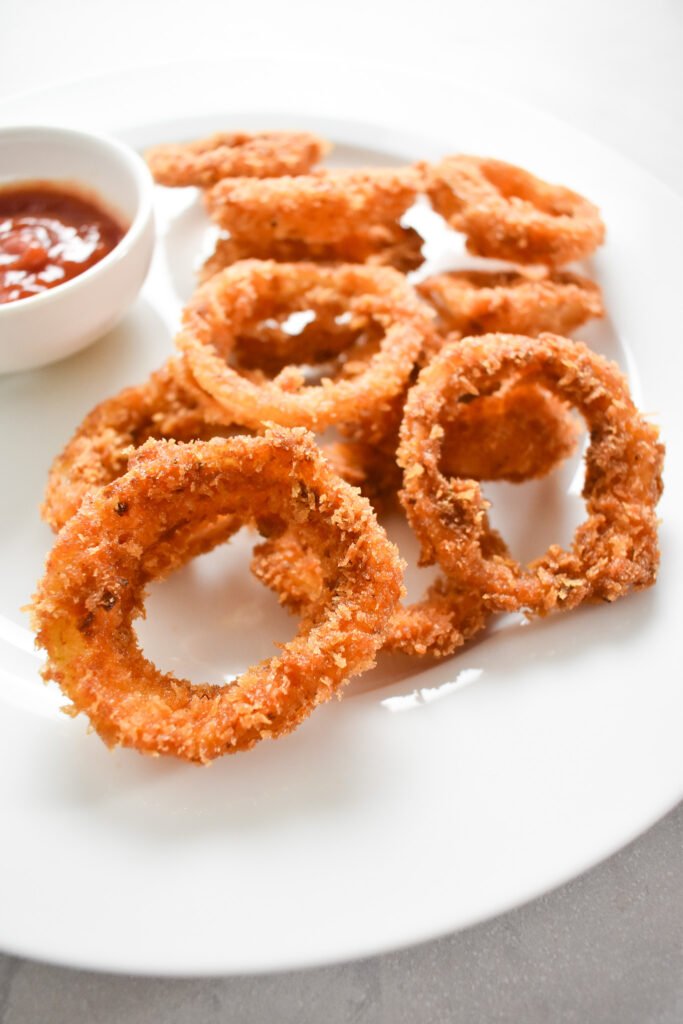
<box><xmin>1</xmin><ymin>0</ymin><xmax>681</xmax><ymax>1020</ymax></box>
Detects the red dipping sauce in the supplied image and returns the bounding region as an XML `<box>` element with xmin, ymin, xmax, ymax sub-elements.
<box><xmin>0</xmin><ymin>181</ymin><xmax>126</xmax><ymax>305</ymax></box>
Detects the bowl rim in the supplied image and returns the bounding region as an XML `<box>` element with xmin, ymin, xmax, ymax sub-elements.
<box><xmin>0</xmin><ymin>123</ymin><xmax>155</xmax><ymax>316</ymax></box>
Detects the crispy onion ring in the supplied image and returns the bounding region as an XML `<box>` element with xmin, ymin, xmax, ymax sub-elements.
<box><xmin>176</xmin><ymin>260</ymin><xmax>433</xmax><ymax>432</ymax></box>
<box><xmin>199</xmin><ymin>223</ymin><xmax>425</xmax><ymax>281</ymax></box>
<box><xmin>416</xmin><ymin>269</ymin><xmax>604</xmax><ymax>337</ymax></box>
<box><xmin>398</xmin><ymin>332</ymin><xmax>664</xmax><ymax>616</ymax></box>
<box><xmin>204</xmin><ymin>166</ymin><xmax>424</xmax><ymax>244</ymax></box>
<box><xmin>427</xmin><ymin>156</ymin><xmax>605</xmax><ymax>266</ymax></box>
<box><xmin>41</xmin><ymin>359</ymin><xmax>238</xmax><ymax>533</ymax></box>
<box><xmin>145</xmin><ymin>131</ymin><xmax>331</xmax><ymax>187</ymax></box>
<box><xmin>30</xmin><ymin>429</ymin><xmax>404</xmax><ymax>763</ymax></box>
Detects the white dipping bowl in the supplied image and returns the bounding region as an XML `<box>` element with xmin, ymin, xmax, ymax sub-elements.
<box><xmin>0</xmin><ymin>125</ymin><xmax>155</xmax><ymax>374</ymax></box>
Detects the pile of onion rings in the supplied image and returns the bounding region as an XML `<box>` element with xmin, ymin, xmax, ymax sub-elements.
<box><xmin>29</xmin><ymin>126</ymin><xmax>664</xmax><ymax>761</ymax></box>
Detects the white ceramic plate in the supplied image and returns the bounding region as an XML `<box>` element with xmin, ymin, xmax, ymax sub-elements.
<box><xmin>0</xmin><ymin>59</ymin><xmax>681</xmax><ymax>977</ymax></box>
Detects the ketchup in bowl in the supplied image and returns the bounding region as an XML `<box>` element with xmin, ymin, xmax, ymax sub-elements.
<box><xmin>0</xmin><ymin>181</ymin><xmax>125</xmax><ymax>305</ymax></box>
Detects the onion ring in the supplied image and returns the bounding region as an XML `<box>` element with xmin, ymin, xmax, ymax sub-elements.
<box><xmin>175</xmin><ymin>260</ymin><xmax>433</xmax><ymax>432</ymax></box>
<box><xmin>199</xmin><ymin>223</ymin><xmax>425</xmax><ymax>281</ymax></box>
<box><xmin>427</xmin><ymin>156</ymin><xmax>605</xmax><ymax>266</ymax></box>
<box><xmin>398</xmin><ymin>332</ymin><xmax>664</xmax><ymax>616</ymax></box>
<box><xmin>30</xmin><ymin>429</ymin><xmax>404</xmax><ymax>763</ymax></box>
<box><xmin>416</xmin><ymin>269</ymin><xmax>604</xmax><ymax>337</ymax></box>
<box><xmin>41</xmin><ymin>358</ymin><xmax>239</xmax><ymax>533</ymax></box>
<box><xmin>145</xmin><ymin>131</ymin><xmax>331</xmax><ymax>187</ymax></box>
<box><xmin>204</xmin><ymin>166</ymin><xmax>424</xmax><ymax>245</ymax></box>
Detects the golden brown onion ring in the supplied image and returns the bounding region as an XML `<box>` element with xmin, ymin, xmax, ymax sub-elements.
<box><xmin>416</xmin><ymin>269</ymin><xmax>604</xmax><ymax>337</ymax></box>
<box><xmin>204</xmin><ymin>166</ymin><xmax>424</xmax><ymax>245</ymax></box>
<box><xmin>41</xmin><ymin>359</ymin><xmax>239</xmax><ymax>533</ymax></box>
<box><xmin>199</xmin><ymin>223</ymin><xmax>425</xmax><ymax>281</ymax></box>
<box><xmin>175</xmin><ymin>260</ymin><xmax>433</xmax><ymax>432</ymax></box>
<box><xmin>145</xmin><ymin>131</ymin><xmax>331</xmax><ymax>187</ymax></box>
<box><xmin>30</xmin><ymin>429</ymin><xmax>404</xmax><ymax>763</ymax></box>
<box><xmin>398</xmin><ymin>332</ymin><xmax>664</xmax><ymax>616</ymax></box>
<box><xmin>427</xmin><ymin>156</ymin><xmax>605</xmax><ymax>266</ymax></box>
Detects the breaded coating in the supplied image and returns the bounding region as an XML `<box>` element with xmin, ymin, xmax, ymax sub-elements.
<box><xmin>199</xmin><ymin>223</ymin><xmax>425</xmax><ymax>280</ymax></box>
<box><xmin>417</xmin><ymin>269</ymin><xmax>604</xmax><ymax>337</ymax></box>
<box><xmin>42</xmin><ymin>358</ymin><xmax>239</xmax><ymax>532</ymax></box>
<box><xmin>439</xmin><ymin>381</ymin><xmax>580</xmax><ymax>483</ymax></box>
<box><xmin>427</xmin><ymin>156</ymin><xmax>605</xmax><ymax>266</ymax></box>
<box><xmin>145</xmin><ymin>131</ymin><xmax>331</xmax><ymax>187</ymax></box>
<box><xmin>250</xmin><ymin>377</ymin><xmax>581</xmax><ymax>657</ymax></box>
<box><xmin>399</xmin><ymin>332</ymin><xmax>664</xmax><ymax>616</ymax></box>
<box><xmin>204</xmin><ymin>166</ymin><xmax>425</xmax><ymax>244</ymax></box>
<box><xmin>252</xmin><ymin>527</ymin><xmax>491</xmax><ymax>660</ymax></box>
<box><xmin>30</xmin><ymin>429</ymin><xmax>404</xmax><ymax>763</ymax></box>
<box><xmin>176</xmin><ymin>260</ymin><xmax>434</xmax><ymax>432</ymax></box>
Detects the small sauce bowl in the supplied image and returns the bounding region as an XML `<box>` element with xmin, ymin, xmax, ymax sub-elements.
<box><xmin>0</xmin><ymin>125</ymin><xmax>155</xmax><ymax>374</ymax></box>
